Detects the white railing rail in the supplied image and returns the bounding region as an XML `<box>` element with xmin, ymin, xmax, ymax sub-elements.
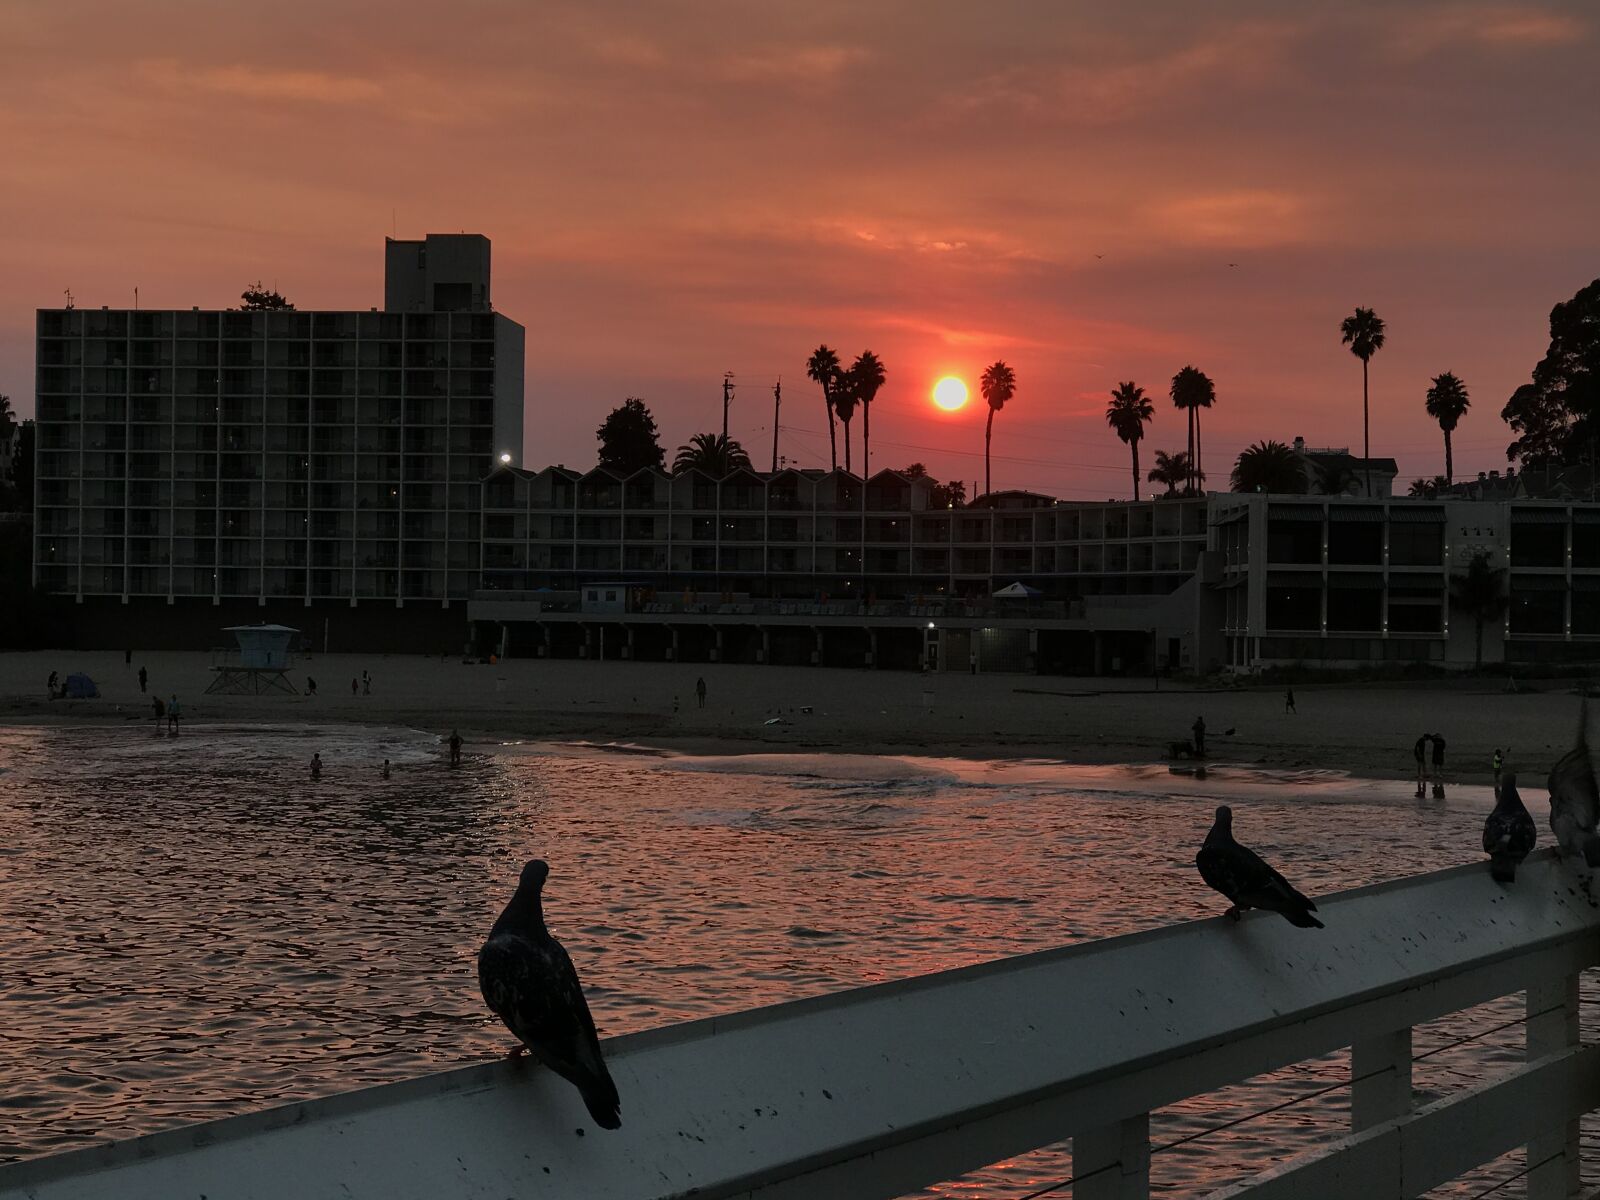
<box><xmin>2</xmin><ymin>851</ymin><xmax>1597</xmax><ymax>1200</ymax></box>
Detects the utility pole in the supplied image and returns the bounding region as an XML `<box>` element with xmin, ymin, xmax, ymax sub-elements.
<box><xmin>771</xmin><ymin>378</ymin><xmax>781</xmax><ymax>472</ymax></box>
<box><xmin>722</xmin><ymin>372</ymin><xmax>735</xmax><ymax>443</ymax></box>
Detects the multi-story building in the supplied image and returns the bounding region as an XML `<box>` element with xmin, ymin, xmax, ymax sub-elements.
<box><xmin>1214</xmin><ymin>493</ymin><xmax>1600</xmax><ymax>668</ymax></box>
<box><xmin>32</xmin><ymin>234</ymin><xmax>523</xmax><ymax>649</ymax></box>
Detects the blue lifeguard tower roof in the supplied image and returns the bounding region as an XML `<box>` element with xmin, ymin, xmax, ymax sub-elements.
<box><xmin>222</xmin><ymin>624</ymin><xmax>299</xmax><ymax>670</ymax></box>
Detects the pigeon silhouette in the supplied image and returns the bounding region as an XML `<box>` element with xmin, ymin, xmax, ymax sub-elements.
<box><xmin>1483</xmin><ymin>769</ymin><xmax>1537</xmax><ymax>883</ymax></box>
<box><xmin>1548</xmin><ymin>700</ymin><xmax>1600</xmax><ymax>867</ymax></box>
<box><xmin>1196</xmin><ymin>805</ymin><xmax>1323</xmax><ymax>928</ymax></box>
<box><xmin>478</xmin><ymin>860</ymin><xmax>621</xmax><ymax>1129</ymax></box>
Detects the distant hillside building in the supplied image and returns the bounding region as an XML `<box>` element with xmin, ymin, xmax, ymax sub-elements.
<box><xmin>1289</xmin><ymin>436</ymin><xmax>1398</xmax><ymax>498</ymax></box>
<box><xmin>32</xmin><ymin>234</ymin><xmax>524</xmax><ymax>649</ymax></box>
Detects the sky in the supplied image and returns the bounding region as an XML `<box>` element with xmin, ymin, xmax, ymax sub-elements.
<box><xmin>1</xmin><ymin>1</ymin><xmax>1597</xmax><ymax>499</ymax></box>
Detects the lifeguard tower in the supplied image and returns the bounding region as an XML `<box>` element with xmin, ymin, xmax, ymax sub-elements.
<box><xmin>205</xmin><ymin>624</ymin><xmax>300</xmax><ymax>695</ymax></box>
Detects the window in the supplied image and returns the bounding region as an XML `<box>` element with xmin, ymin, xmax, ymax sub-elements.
<box><xmin>605</xmin><ymin>590</ymin><xmax>616</xmax><ymax>602</ymax></box>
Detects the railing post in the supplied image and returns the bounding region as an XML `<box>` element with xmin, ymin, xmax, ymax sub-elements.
<box><xmin>1352</xmin><ymin>1028</ymin><xmax>1413</xmax><ymax>1130</ymax></box>
<box><xmin>1527</xmin><ymin>973</ymin><xmax>1581</xmax><ymax>1200</ymax></box>
<box><xmin>1074</xmin><ymin>1112</ymin><xmax>1150</xmax><ymax>1200</ymax></box>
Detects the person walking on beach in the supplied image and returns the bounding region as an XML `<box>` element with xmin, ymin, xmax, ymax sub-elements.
<box><xmin>448</xmin><ymin>729</ymin><xmax>463</xmax><ymax>767</ymax></box>
<box><xmin>1192</xmin><ymin>715</ymin><xmax>1207</xmax><ymax>758</ymax></box>
<box><xmin>1414</xmin><ymin>734</ymin><xmax>1430</xmax><ymax>798</ymax></box>
<box><xmin>306</xmin><ymin>676</ymin><xmax>318</xmax><ymax>696</ymax></box>
<box><xmin>362</xmin><ymin>671</ymin><xmax>372</xmax><ymax>696</ymax></box>
<box><xmin>151</xmin><ymin>694</ymin><xmax>165</xmax><ymax>728</ymax></box>
<box><xmin>47</xmin><ymin>670</ymin><xmax>58</xmax><ymax>696</ymax></box>
<box><xmin>137</xmin><ymin>666</ymin><xmax>148</xmax><ymax>694</ymax></box>
<box><xmin>1431</xmin><ymin>733</ymin><xmax>1447</xmax><ymax>797</ymax></box>
<box><xmin>351</xmin><ymin>677</ymin><xmax>359</xmax><ymax>696</ymax></box>
<box><xmin>696</xmin><ymin>676</ymin><xmax>707</xmax><ymax>709</ymax></box>
<box><xmin>1492</xmin><ymin>747</ymin><xmax>1504</xmax><ymax>782</ymax></box>
<box><xmin>310</xmin><ymin>753</ymin><xmax>322</xmax><ymax>780</ymax></box>
<box><xmin>167</xmin><ymin>694</ymin><xmax>181</xmax><ymax>736</ymax></box>
<box><xmin>1284</xmin><ymin>687</ymin><xmax>1296</xmax><ymax>714</ymax></box>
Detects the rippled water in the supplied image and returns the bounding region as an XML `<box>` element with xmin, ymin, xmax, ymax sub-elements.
<box><xmin>0</xmin><ymin>723</ymin><xmax>1589</xmax><ymax>1195</ymax></box>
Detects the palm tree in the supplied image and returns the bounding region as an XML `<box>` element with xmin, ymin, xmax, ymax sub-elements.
<box><xmin>1450</xmin><ymin>551</ymin><xmax>1508</xmax><ymax>668</ymax></box>
<box><xmin>1231</xmin><ymin>440</ymin><xmax>1307</xmax><ymax>494</ymax></box>
<box><xmin>833</xmin><ymin>373</ymin><xmax>858</xmax><ymax>473</ymax></box>
<box><xmin>806</xmin><ymin>345</ymin><xmax>842</xmax><ymax>470</ymax></box>
<box><xmin>672</xmin><ymin>432</ymin><xmax>752</xmax><ymax>476</ymax></box>
<box><xmin>1407</xmin><ymin>477</ymin><xmax>1437</xmax><ymax>499</ymax></box>
<box><xmin>979</xmin><ymin>361</ymin><xmax>1016</xmax><ymax>497</ymax></box>
<box><xmin>1147</xmin><ymin>450</ymin><xmax>1196</xmax><ymax>497</ymax></box>
<box><xmin>1105</xmin><ymin>381</ymin><xmax>1154</xmax><ymax>500</ymax></box>
<box><xmin>848</xmin><ymin>351</ymin><xmax>886</xmax><ymax>478</ymax></box>
<box><xmin>1424</xmin><ymin>371</ymin><xmax>1470</xmax><ymax>486</ymax></box>
<box><xmin>1168</xmin><ymin>366</ymin><xmax>1215</xmax><ymax>494</ymax></box>
<box><xmin>1340</xmin><ymin>307</ymin><xmax>1386</xmax><ymax>495</ymax></box>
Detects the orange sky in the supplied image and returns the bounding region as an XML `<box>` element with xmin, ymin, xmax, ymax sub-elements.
<box><xmin>2</xmin><ymin>1</ymin><xmax>1596</xmax><ymax>498</ymax></box>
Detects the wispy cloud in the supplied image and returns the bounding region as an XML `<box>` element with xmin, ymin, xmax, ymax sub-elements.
<box><xmin>136</xmin><ymin>59</ymin><xmax>384</xmax><ymax>104</ymax></box>
<box><xmin>1146</xmin><ymin>190</ymin><xmax>1315</xmax><ymax>249</ymax></box>
<box><xmin>1387</xmin><ymin>6</ymin><xmax>1588</xmax><ymax>56</ymax></box>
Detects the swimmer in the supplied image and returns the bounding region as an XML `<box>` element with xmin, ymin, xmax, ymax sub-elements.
<box><xmin>381</xmin><ymin>758</ymin><xmax>391</xmax><ymax>779</ymax></box>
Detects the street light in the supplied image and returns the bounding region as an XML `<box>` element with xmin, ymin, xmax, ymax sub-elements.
<box><xmin>499</xmin><ymin>453</ymin><xmax>512</xmax><ymax>465</ymax></box>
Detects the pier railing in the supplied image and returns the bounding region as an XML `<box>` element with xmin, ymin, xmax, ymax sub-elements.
<box><xmin>3</xmin><ymin>852</ymin><xmax>1597</xmax><ymax>1200</ymax></box>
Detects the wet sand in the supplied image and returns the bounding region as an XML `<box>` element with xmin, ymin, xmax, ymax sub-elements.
<box><xmin>0</xmin><ymin>649</ymin><xmax>1587</xmax><ymax>784</ymax></box>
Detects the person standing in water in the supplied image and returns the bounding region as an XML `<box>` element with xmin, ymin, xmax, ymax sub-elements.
<box><xmin>381</xmin><ymin>759</ymin><xmax>391</xmax><ymax>779</ymax></box>
<box><xmin>1492</xmin><ymin>747</ymin><xmax>1504</xmax><ymax>782</ymax></box>
<box><xmin>1413</xmin><ymin>734</ymin><xmax>1430</xmax><ymax>798</ymax></box>
<box><xmin>310</xmin><ymin>752</ymin><xmax>322</xmax><ymax>780</ymax></box>
<box><xmin>167</xmin><ymin>694</ymin><xmax>181</xmax><ymax>736</ymax></box>
<box><xmin>448</xmin><ymin>729</ymin><xmax>463</xmax><ymax>766</ymax></box>
<box><xmin>1430</xmin><ymin>733</ymin><xmax>1447</xmax><ymax>798</ymax></box>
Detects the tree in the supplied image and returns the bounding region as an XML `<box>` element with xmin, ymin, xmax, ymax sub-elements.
<box><xmin>833</xmin><ymin>371</ymin><xmax>859</xmax><ymax>473</ymax></box>
<box><xmin>0</xmin><ymin>514</ymin><xmax>71</xmax><ymax>648</ymax></box>
<box><xmin>848</xmin><ymin>351</ymin><xmax>886</xmax><ymax>478</ymax></box>
<box><xmin>3</xmin><ymin>419</ymin><xmax>34</xmax><ymax>513</ymax></box>
<box><xmin>240</xmin><ymin>282</ymin><xmax>294</xmax><ymax>311</ymax></box>
<box><xmin>672</xmin><ymin>432</ymin><xmax>752</xmax><ymax>476</ymax></box>
<box><xmin>1105</xmin><ymin>381</ymin><xmax>1154</xmax><ymax>501</ymax></box>
<box><xmin>1147</xmin><ymin>449</ymin><xmax>1197</xmax><ymax>497</ymax></box>
<box><xmin>1340</xmin><ymin>306</ymin><xmax>1386</xmax><ymax>494</ymax></box>
<box><xmin>806</xmin><ymin>345</ymin><xmax>842</xmax><ymax>471</ymax></box>
<box><xmin>1231</xmin><ymin>440</ymin><xmax>1307</xmax><ymax>494</ymax></box>
<box><xmin>1451</xmin><ymin>551</ymin><xmax>1508</xmax><ymax>669</ymax></box>
<box><xmin>0</xmin><ymin>392</ymin><xmax>14</xmax><ymax>433</ymax></box>
<box><xmin>1501</xmin><ymin>278</ymin><xmax>1600</xmax><ymax>466</ymax></box>
<box><xmin>595</xmin><ymin>398</ymin><xmax>665</xmax><ymax>475</ymax></box>
<box><xmin>1424</xmin><ymin>372</ymin><xmax>1470</xmax><ymax>485</ymax></box>
<box><xmin>1169</xmin><ymin>366</ymin><xmax>1215</xmax><ymax>494</ymax></box>
<box><xmin>1408</xmin><ymin>478</ymin><xmax>1438</xmax><ymax>499</ymax></box>
<box><xmin>979</xmin><ymin>361</ymin><xmax>1016</xmax><ymax>496</ymax></box>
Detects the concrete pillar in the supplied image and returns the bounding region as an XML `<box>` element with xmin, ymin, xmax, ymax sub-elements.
<box><xmin>1027</xmin><ymin>628</ymin><xmax>1038</xmax><ymax>675</ymax></box>
<box><xmin>1093</xmin><ymin>632</ymin><xmax>1104</xmax><ymax>676</ymax></box>
<box><xmin>498</xmin><ymin>622</ymin><xmax>510</xmax><ymax>659</ymax></box>
<box><xmin>760</xmin><ymin>628</ymin><xmax>770</xmax><ymax>665</ymax></box>
<box><xmin>539</xmin><ymin>624</ymin><xmax>551</xmax><ymax>658</ymax></box>
<box><xmin>812</xmin><ymin>628</ymin><xmax>823</xmax><ymax>665</ymax></box>
<box><xmin>668</xmin><ymin>627</ymin><xmax>678</xmax><ymax>662</ymax></box>
<box><xmin>712</xmin><ymin>627</ymin><xmax>723</xmax><ymax>663</ymax></box>
<box><xmin>867</xmin><ymin>628</ymin><xmax>878</xmax><ymax>669</ymax></box>
<box><xmin>624</xmin><ymin>626</ymin><xmax>635</xmax><ymax>661</ymax></box>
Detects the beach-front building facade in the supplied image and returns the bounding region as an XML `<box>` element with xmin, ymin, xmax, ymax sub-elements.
<box><xmin>1214</xmin><ymin>493</ymin><xmax>1600</xmax><ymax>669</ymax></box>
<box><xmin>32</xmin><ymin>234</ymin><xmax>523</xmax><ymax>649</ymax></box>
<box><xmin>468</xmin><ymin>466</ymin><xmax>1218</xmax><ymax>673</ymax></box>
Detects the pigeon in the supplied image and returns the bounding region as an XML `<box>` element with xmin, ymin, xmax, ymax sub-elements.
<box><xmin>478</xmin><ymin>860</ymin><xmax>621</xmax><ymax>1129</ymax></box>
<box><xmin>1548</xmin><ymin>699</ymin><xmax>1600</xmax><ymax>867</ymax></box>
<box><xmin>1196</xmin><ymin>805</ymin><xmax>1323</xmax><ymax>928</ymax></box>
<box><xmin>1483</xmin><ymin>770</ymin><xmax>1537</xmax><ymax>883</ymax></box>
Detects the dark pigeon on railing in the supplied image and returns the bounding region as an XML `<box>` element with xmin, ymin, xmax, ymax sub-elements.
<box><xmin>478</xmin><ymin>859</ymin><xmax>622</xmax><ymax>1129</ymax></box>
<box><xmin>1483</xmin><ymin>770</ymin><xmax>1537</xmax><ymax>883</ymax></box>
<box><xmin>1548</xmin><ymin>699</ymin><xmax>1600</xmax><ymax>868</ymax></box>
<box><xmin>1196</xmin><ymin>805</ymin><xmax>1323</xmax><ymax>928</ymax></box>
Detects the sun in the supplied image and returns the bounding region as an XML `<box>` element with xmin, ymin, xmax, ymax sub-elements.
<box><xmin>932</xmin><ymin>376</ymin><xmax>969</xmax><ymax>411</ymax></box>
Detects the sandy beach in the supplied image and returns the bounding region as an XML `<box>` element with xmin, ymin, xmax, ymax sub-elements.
<box><xmin>0</xmin><ymin>648</ymin><xmax>1589</xmax><ymax>784</ymax></box>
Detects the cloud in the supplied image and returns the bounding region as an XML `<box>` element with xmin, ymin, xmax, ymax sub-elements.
<box><xmin>717</xmin><ymin>44</ymin><xmax>869</xmax><ymax>84</ymax></box>
<box><xmin>1146</xmin><ymin>190</ymin><xmax>1315</xmax><ymax>249</ymax></box>
<box><xmin>1387</xmin><ymin>6</ymin><xmax>1588</xmax><ymax>56</ymax></box>
<box><xmin>136</xmin><ymin>59</ymin><xmax>384</xmax><ymax>104</ymax></box>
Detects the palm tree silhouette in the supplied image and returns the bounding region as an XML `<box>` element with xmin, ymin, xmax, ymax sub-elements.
<box><xmin>833</xmin><ymin>373</ymin><xmax>858</xmax><ymax>473</ymax></box>
<box><xmin>1231</xmin><ymin>440</ymin><xmax>1307</xmax><ymax>494</ymax></box>
<box><xmin>806</xmin><ymin>346</ymin><xmax>842</xmax><ymax>471</ymax></box>
<box><xmin>1424</xmin><ymin>371</ymin><xmax>1470</xmax><ymax>486</ymax></box>
<box><xmin>1105</xmin><ymin>381</ymin><xmax>1154</xmax><ymax>500</ymax></box>
<box><xmin>848</xmin><ymin>352</ymin><xmax>886</xmax><ymax>478</ymax></box>
<box><xmin>1168</xmin><ymin>366</ymin><xmax>1215</xmax><ymax>495</ymax></box>
<box><xmin>672</xmin><ymin>432</ymin><xmax>752</xmax><ymax>476</ymax></box>
<box><xmin>1451</xmin><ymin>551</ymin><xmax>1507</xmax><ymax>668</ymax></box>
<box><xmin>1340</xmin><ymin>307</ymin><xmax>1386</xmax><ymax>494</ymax></box>
<box><xmin>979</xmin><ymin>361</ymin><xmax>1016</xmax><ymax>497</ymax></box>
<box><xmin>1147</xmin><ymin>450</ymin><xmax>1196</xmax><ymax>497</ymax></box>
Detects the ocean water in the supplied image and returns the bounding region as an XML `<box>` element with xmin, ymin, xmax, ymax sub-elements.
<box><xmin>0</xmin><ymin>722</ymin><xmax>1587</xmax><ymax>1196</ymax></box>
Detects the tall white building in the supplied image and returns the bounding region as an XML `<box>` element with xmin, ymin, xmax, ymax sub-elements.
<box><xmin>32</xmin><ymin>234</ymin><xmax>524</xmax><ymax>648</ymax></box>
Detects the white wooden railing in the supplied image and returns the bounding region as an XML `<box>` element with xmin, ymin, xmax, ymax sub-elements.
<box><xmin>2</xmin><ymin>851</ymin><xmax>1598</xmax><ymax>1200</ymax></box>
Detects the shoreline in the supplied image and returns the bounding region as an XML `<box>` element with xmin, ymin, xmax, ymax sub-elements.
<box><xmin>2</xmin><ymin>649</ymin><xmax>1588</xmax><ymax>787</ymax></box>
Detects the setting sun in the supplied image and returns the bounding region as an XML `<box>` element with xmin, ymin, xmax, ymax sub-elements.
<box><xmin>932</xmin><ymin>376</ymin><xmax>969</xmax><ymax>411</ymax></box>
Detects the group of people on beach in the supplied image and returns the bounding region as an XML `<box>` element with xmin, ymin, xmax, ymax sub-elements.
<box><xmin>1413</xmin><ymin>732</ymin><xmax>1449</xmax><ymax>798</ymax></box>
